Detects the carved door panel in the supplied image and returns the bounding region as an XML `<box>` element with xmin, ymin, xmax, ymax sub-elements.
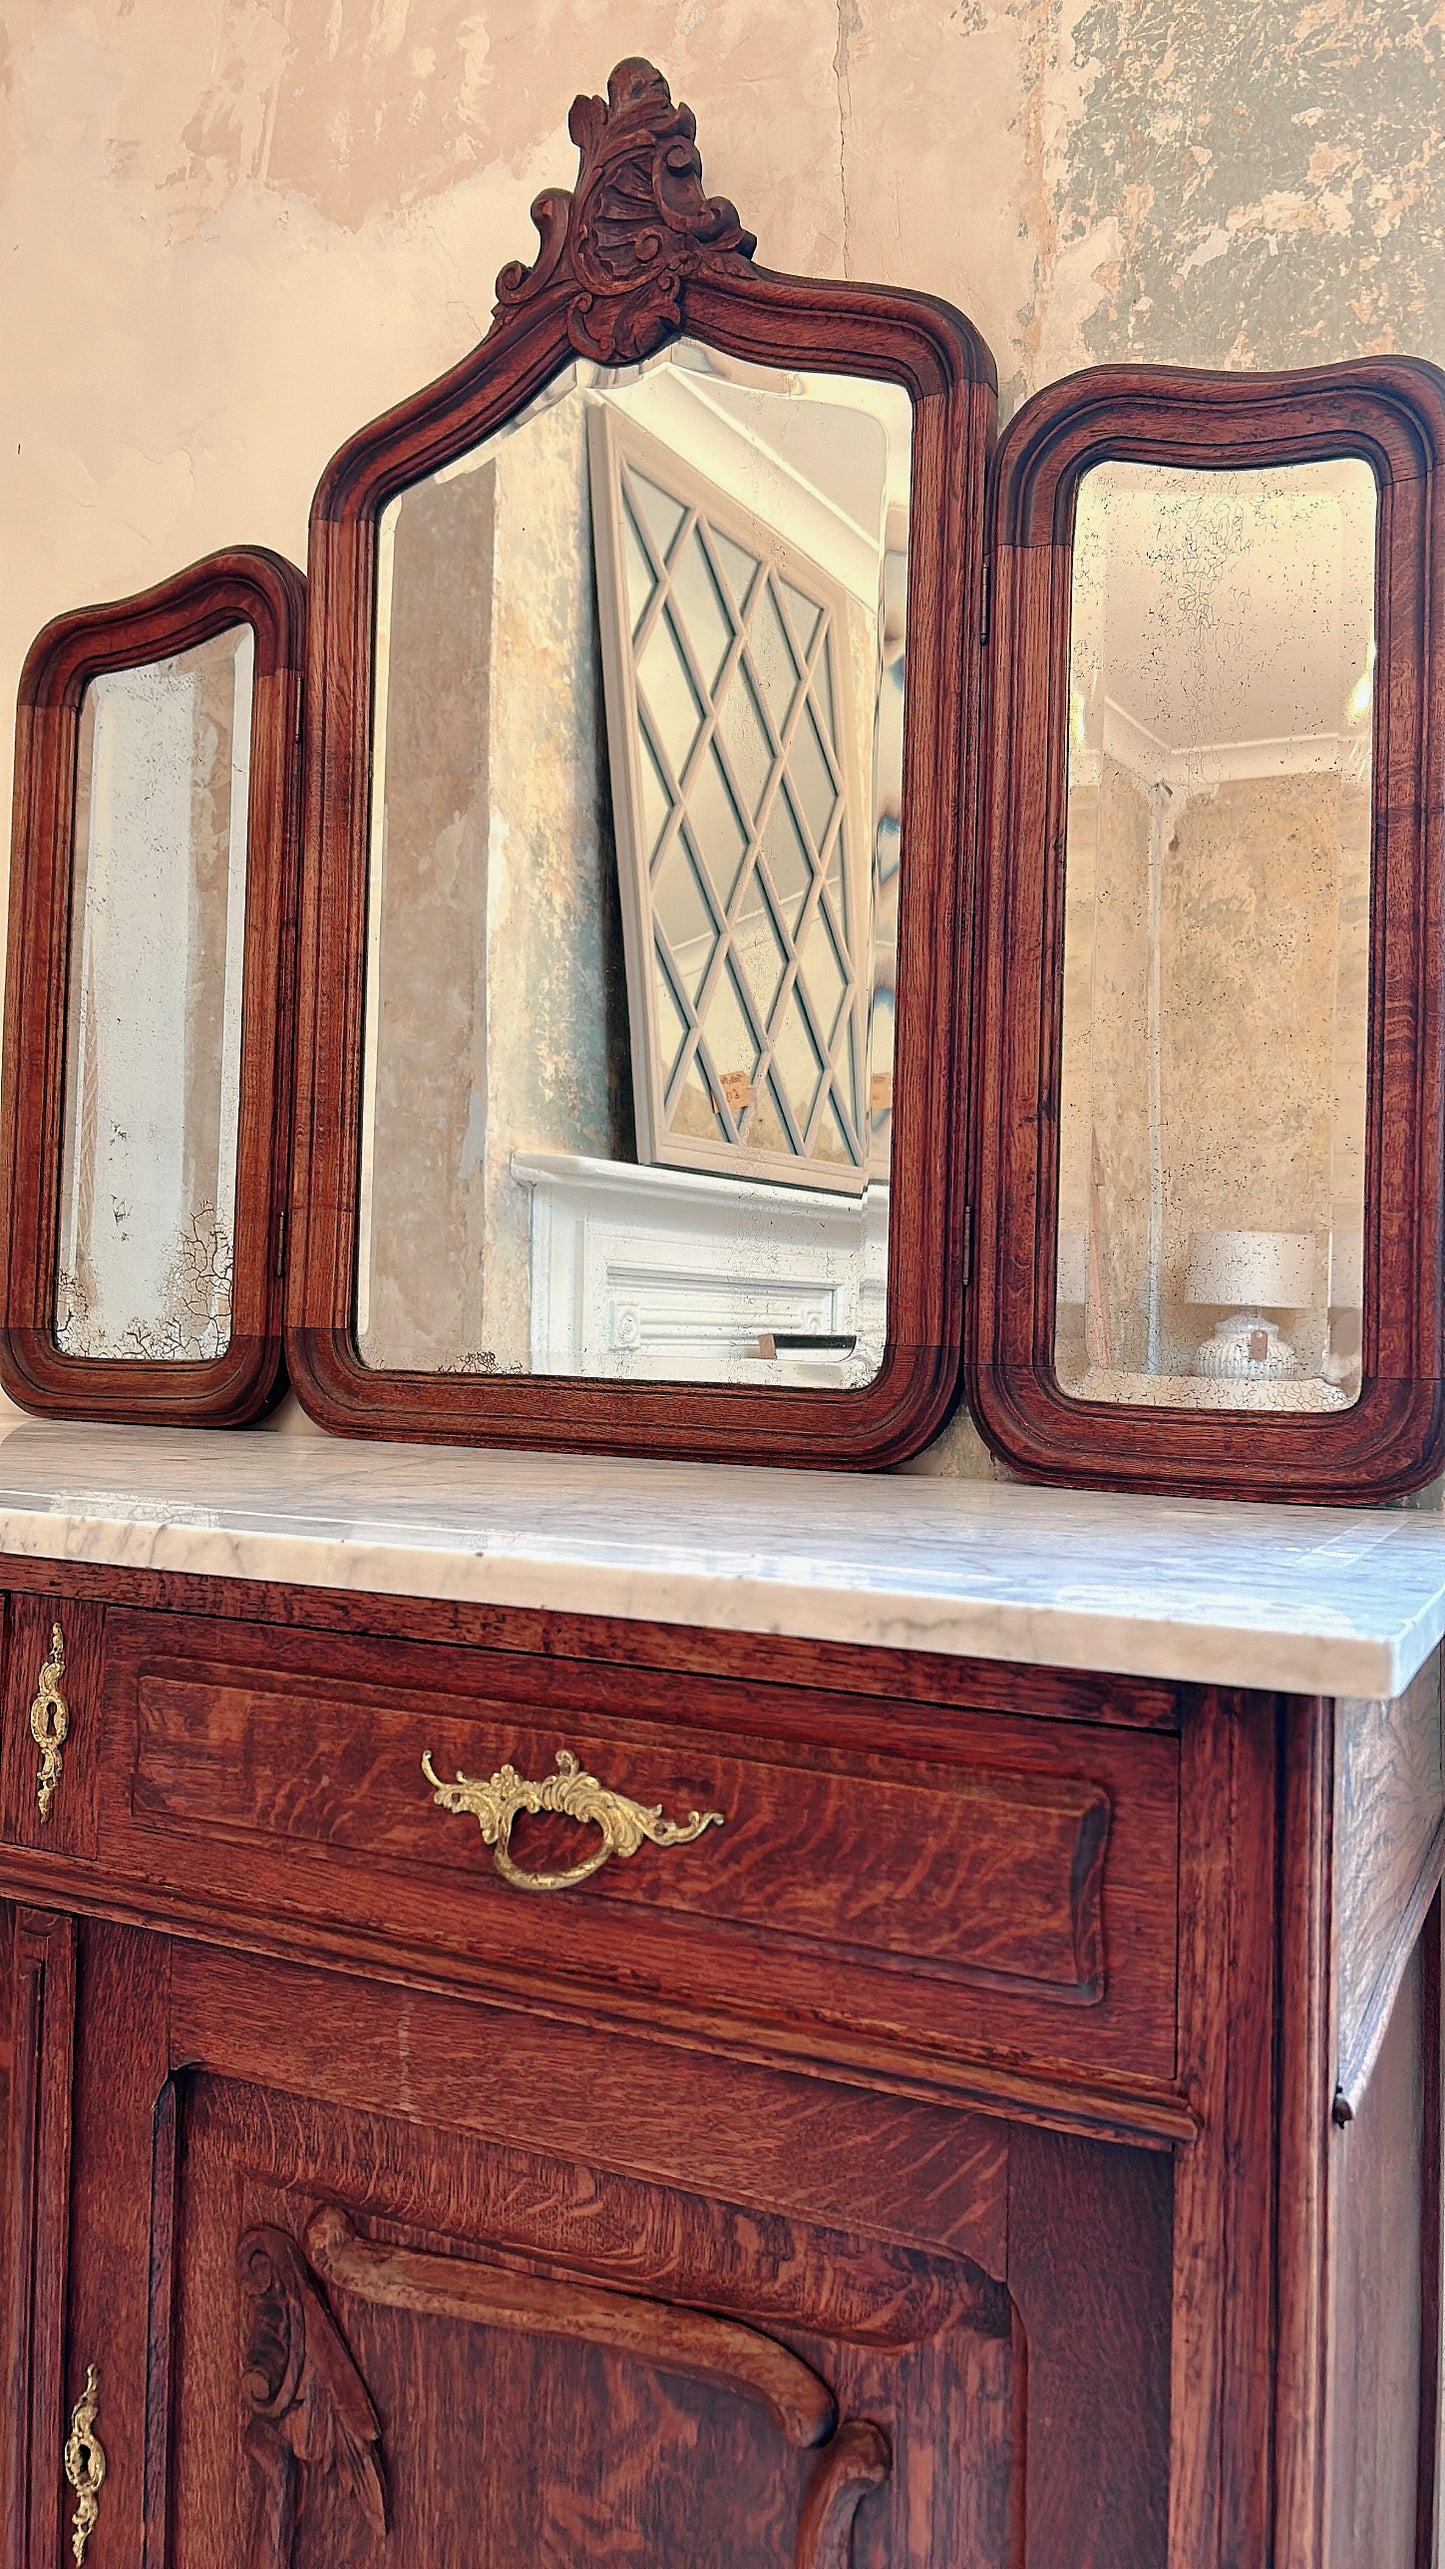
<box><xmin>166</xmin><ymin>2072</ymin><xmax>1019</xmax><ymax>2567</ymax></box>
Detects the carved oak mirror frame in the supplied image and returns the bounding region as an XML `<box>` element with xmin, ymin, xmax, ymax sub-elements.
<box><xmin>0</xmin><ymin>549</ymin><xmax>306</xmax><ymax>1425</ymax></box>
<box><xmin>286</xmin><ymin>57</ymin><xmax>995</xmax><ymax>1464</ymax></box>
<box><xmin>968</xmin><ymin>360</ymin><xmax>1445</xmax><ymax>1502</ymax></box>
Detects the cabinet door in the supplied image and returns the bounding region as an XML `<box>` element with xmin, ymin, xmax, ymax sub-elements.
<box><xmin>162</xmin><ymin>1950</ymin><xmax>1020</xmax><ymax>2567</ymax></box>
<box><xmin>7</xmin><ymin>1922</ymin><xmax>1174</xmax><ymax>2569</ymax></box>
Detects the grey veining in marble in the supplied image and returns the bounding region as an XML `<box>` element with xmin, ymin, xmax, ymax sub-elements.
<box><xmin>0</xmin><ymin>1416</ymin><xmax>1439</xmax><ymax>1698</ymax></box>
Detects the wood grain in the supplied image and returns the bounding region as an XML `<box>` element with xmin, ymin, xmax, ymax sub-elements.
<box><xmin>1005</xmin><ymin>2122</ymin><xmax>1172</xmax><ymax>2567</ymax></box>
<box><xmin>1327</xmin><ymin>1922</ymin><xmax>1430</xmax><ymax>2567</ymax></box>
<box><xmin>305</xmin><ymin>2204</ymin><xmax>838</xmax><ymax>2449</ymax></box>
<box><xmin>1334</xmin><ymin>1650</ymin><xmax>1445</xmax><ymax>2117</ymax></box>
<box><xmin>1168</xmin><ymin>1688</ymin><xmax>1279</xmax><ymax>2569</ymax></box>
<box><xmin>1273</xmin><ymin>1693</ymin><xmax>1335</xmax><ymax>2569</ymax></box>
<box><xmin>185</xmin><ymin>2078</ymin><xmax>1009</xmax><ymax>2342</ymax></box>
<box><xmin>286</xmin><ymin>54</ymin><xmax>995</xmax><ymax>1468</ymax></box>
<box><xmin>164</xmin><ymin>1996</ymin><xmax>1015</xmax><ymax>2567</ymax></box>
<box><xmin>99</xmin><ymin>1607</ymin><xmax>1181</xmax><ymax>2099</ymax></box>
<box><xmin>239</xmin><ymin>2224</ymin><xmax>386</xmax><ymax>2567</ymax></box>
<box><xmin>0</xmin><ymin>1907</ymin><xmax>75</xmax><ymax>2569</ymax></box>
<box><xmin>0</xmin><ymin>1595</ymin><xmax>104</xmax><ymax>1860</ymax></box>
<box><xmin>969</xmin><ymin>357</ymin><xmax>1445</xmax><ymax>1502</ymax></box>
<box><xmin>0</xmin><ymin>548</ymin><xmax>306</xmax><ymax>1427</ymax></box>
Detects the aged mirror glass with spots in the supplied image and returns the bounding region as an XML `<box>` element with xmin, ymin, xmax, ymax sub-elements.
<box><xmin>970</xmin><ymin>360</ymin><xmax>1445</xmax><ymax>1504</ymax></box>
<box><xmin>0</xmin><ymin>549</ymin><xmax>304</xmax><ymax>1426</ymax></box>
<box><xmin>56</xmin><ymin>628</ymin><xmax>254</xmax><ymax>1366</ymax></box>
<box><xmin>1053</xmin><ymin>456</ymin><xmax>1376</xmax><ymax>1418</ymax></box>
<box><xmin>357</xmin><ymin>344</ymin><xmax>909</xmax><ymax>1392</ymax></box>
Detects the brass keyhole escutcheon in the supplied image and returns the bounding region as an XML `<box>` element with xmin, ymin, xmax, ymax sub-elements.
<box><xmin>29</xmin><ymin>1622</ymin><xmax>69</xmax><ymax>1823</ymax></box>
<box><xmin>64</xmin><ymin>2364</ymin><xmax>105</xmax><ymax>2564</ymax></box>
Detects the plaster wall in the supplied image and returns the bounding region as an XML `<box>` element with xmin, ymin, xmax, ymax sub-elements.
<box><xmin>1</xmin><ymin>0</ymin><xmax>1440</xmax><ymax>1469</ymax></box>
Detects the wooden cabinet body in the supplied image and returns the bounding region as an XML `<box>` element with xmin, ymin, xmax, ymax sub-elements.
<box><xmin>0</xmin><ymin>1562</ymin><xmax>1437</xmax><ymax>2567</ymax></box>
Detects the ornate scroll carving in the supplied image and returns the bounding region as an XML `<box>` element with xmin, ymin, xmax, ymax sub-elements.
<box><xmin>29</xmin><ymin>1621</ymin><xmax>69</xmax><ymax>1821</ymax></box>
<box><xmin>795</xmin><ymin>2420</ymin><xmax>891</xmax><ymax>2569</ymax></box>
<box><xmin>492</xmin><ymin>55</ymin><xmax>757</xmax><ymax>364</ymax></box>
<box><xmin>421</xmin><ymin>1743</ymin><xmax>723</xmax><ymax>1892</ymax></box>
<box><xmin>306</xmin><ymin>2205</ymin><xmax>834</xmax><ymax>2449</ymax></box>
<box><xmin>239</xmin><ymin>2227</ymin><xmax>385</xmax><ymax>2565</ymax></box>
<box><xmin>63</xmin><ymin>2365</ymin><xmax>105</xmax><ymax>2565</ymax></box>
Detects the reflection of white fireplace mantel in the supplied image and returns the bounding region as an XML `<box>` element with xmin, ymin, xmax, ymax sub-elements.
<box><xmin>511</xmin><ymin>1151</ymin><xmax>888</xmax><ymax>1387</ymax></box>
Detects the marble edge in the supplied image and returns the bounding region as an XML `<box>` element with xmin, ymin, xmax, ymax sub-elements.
<box><xmin>0</xmin><ymin>1503</ymin><xmax>1429</xmax><ymax>1699</ymax></box>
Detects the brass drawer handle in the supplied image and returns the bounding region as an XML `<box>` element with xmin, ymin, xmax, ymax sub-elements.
<box><xmin>64</xmin><ymin>2364</ymin><xmax>105</xmax><ymax>2564</ymax></box>
<box><xmin>421</xmin><ymin>1745</ymin><xmax>723</xmax><ymax>1893</ymax></box>
<box><xmin>30</xmin><ymin>1622</ymin><xmax>70</xmax><ymax>1822</ymax></box>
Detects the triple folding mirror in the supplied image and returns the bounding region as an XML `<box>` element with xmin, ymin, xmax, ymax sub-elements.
<box><xmin>2</xmin><ymin>59</ymin><xmax>1442</xmax><ymax>1496</ymax></box>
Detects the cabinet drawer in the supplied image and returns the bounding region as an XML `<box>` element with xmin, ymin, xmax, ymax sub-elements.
<box><xmin>98</xmin><ymin>1612</ymin><xmax>1180</xmax><ymax>2089</ymax></box>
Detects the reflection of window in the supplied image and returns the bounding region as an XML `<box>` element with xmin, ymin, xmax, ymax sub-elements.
<box><xmin>590</xmin><ymin>405</ymin><xmax>872</xmax><ymax>1194</ymax></box>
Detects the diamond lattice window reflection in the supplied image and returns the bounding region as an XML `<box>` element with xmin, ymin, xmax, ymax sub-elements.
<box><xmin>591</xmin><ymin>404</ymin><xmax>872</xmax><ymax>1194</ymax></box>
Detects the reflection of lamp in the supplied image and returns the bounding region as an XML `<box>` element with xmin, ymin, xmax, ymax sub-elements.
<box><xmin>1186</xmin><ymin>1231</ymin><xmax>1315</xmax><ymax>1382</ymax></box>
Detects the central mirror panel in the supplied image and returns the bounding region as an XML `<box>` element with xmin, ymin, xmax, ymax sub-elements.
<box><xmin>1054</xmin><ymin>456</ymin><xmax>1376</xmax><ymax>1415</ymax></box>
<box><xmin>356</xmin><ymin>341</ymin><xmax>909</xmax><ymax>1390</ymax></box>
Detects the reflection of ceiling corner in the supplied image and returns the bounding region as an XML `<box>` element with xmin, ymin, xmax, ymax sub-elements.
<box><xmin>593</xmin><ymin>365</ymin><xmax>899</xmax><ymax>607</ymax></box>
<box><xmin>1078</xmin><ymin>692</ymin><xmax>1371</xmax><ymax>791</ymax></box>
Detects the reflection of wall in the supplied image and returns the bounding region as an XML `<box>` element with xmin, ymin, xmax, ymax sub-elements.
<box><xmin>57</xmin><ymin>631</ymin><xmax>249</xmax><ymax>1360</ymax></box>
<box><xmin>359</xmin><ymin>394</ymin><xmax>629</xmax><ymax>1374</ymax></box>
<box><xmin>1057</xmin><ymin>760</ymin><xmax>1370</xmax><ymax>1389</ymax></box>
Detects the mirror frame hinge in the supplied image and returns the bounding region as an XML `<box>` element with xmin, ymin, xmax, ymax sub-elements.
<box><xmin>961</xmin><ymin>1205</ymin><xmax>973</xmax><ymax>1289</ymax></box>
<box><xmin>979</xmin><ymin>562</ymin><xmax>991</xmax><ymax>647</ymax></box>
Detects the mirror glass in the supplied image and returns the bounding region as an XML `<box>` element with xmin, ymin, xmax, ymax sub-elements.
<box><xmin>1055</xmin><ymin>457</ymin><xmax>1376</xmax><ymax>1413</ymax></box>
<box><xmin>55</xmin><ymin>626</ymin><xmax>253</xmax><ymax>1361</ymax></box>
<box><xmin>357</xmin><ymin>339</ymin><xmax>910</xmax><ymax>1387</ymax></box>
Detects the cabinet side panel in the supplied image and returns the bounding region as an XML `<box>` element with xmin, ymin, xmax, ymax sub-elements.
<box><xmin>1327</xmin><ymin>1929</ymin><xmax>1429</xmax><ymax>2569</ymax></box>
<box><xmin>1007</xmin><ymin>2125</ymin><xmax>1172</xmax><ymax>2568</ymax></box>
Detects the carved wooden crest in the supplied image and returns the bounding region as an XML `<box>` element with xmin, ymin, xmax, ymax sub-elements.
<box><xmin>492</xmin><ymin>55</ymin><xmax>757</xmax><ymax>364</ymax></box>
<box><xmin>240</xmin><ymin>2226</ymin><xmax>386</xmax><ymax>2565</ymax></box>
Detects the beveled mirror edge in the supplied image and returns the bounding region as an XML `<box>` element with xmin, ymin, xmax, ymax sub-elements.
<box><xmin>0</xmin><ymin>545</ymin><xmax>307</xmax><ymax>1426</ymax></box>
<box><xmin>286</xmin><ymin>55</ymin><xmax>997</xmax><ymax>1468</ymax></box>
<box><xmin>967</xmin><ymin>356</ymin><xmax>1445</xmax><ymax>1504</ymax></box>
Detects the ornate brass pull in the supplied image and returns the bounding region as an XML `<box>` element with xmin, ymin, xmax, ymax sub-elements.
<box><xmin>421</xmin><ymin>1745</ymin><xmax>723</xmax><ymax>1892</ymax></box>
<box><xmin>30</xmin><ymin>1622</ymin><xmax>69</xmax><ymax>1822</ymax></box>
<box><xmin>64</xmin><ymin>2364</ymin><xmax>105</xmax><ymax>2564</ymax></box>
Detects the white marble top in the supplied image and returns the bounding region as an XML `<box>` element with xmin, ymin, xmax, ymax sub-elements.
<box><xmin>0</xmin><ymin>1416</ymin><xmax>1437</xmax><ymax>1698</ymax></box>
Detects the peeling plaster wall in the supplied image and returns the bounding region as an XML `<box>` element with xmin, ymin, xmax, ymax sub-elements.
<box><xmin>1</xmin><ymin>0</ymin><xmax>1440</xmax><ymax>1471</ymax></box>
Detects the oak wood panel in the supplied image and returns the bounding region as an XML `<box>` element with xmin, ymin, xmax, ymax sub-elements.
<box><xmin>0</xmin><ymin>1546</ymin><xmax>1182</xmax><ymax>1732</ymax></box>
<box><xmin>0</xmin><ymin>549</ymin><xmax>306</xmax><ymax>1426</ymax></box>
<box><xmin>135</xmin><ymin>1680</ymin><xmax>1111</xmax><ymax>1993</ymax></box>
<box><xmin>1273</xmin><ymin>1693</ymin><xmax>1335</xmax><ymax>2569</ymax></box>
<box><xmin>1334</xmin><ymin>1652</ymin><xmax>1445</xmax><ymax>2117</ymax></box>
<box><xmin>167</xmin><ymin>1943</ymin><xmax>1012</xmax><ymax>2276</ymax></box>
<box><xmin>0</xmin><ymin>1595</ymin><xmax>104</xmax><ymax>1859</ymax></box>
<box><xmin>304</xmin><ymin>2205</ymin><xmax>840</xmax><ymax>2448</ymax></box>
<box><xmin>183</xmin><ymin>2083</ymin><xmax>1008</xmax><ymax>2347</ymax></box>
<box><xmin>63</xmin><ymin>1924</ymin><xmax>173</xmax><ymax>2569</ymax></box>
<box><xmin>1006</xmin><ymin>2124</ymin><xmax>1173</xmax><ymax>2568</ymax></box>
<box><xmin>287</xmin><ymin>56</ymin><xmax>995</xmax><ymax>1467</ymax></box>
<box><xmin>101</xmin><ymin>1611</ymin><xmax>1180</xmax><ymax>2092</ymax></box>
<box><xmin>1168</xmin><ymin>1689</ymin><xmax>1279</xmax><ymax>2569</ymax></box>
<box><xmin>969</xmin><ymin>358</ymin><xmax>1445</xmax><ymax>1502</ymax></box>
<box><xmin>171</xmin><ymin>2038</ymin><xmax>1018</xmax><ymax>2566</ymax></box>
<box><xmin>1327</xmin><ymin>1925</ymin><xmax>1431</xmax><ymax>2567</ymax></box>
<box><xmin>0</xmin><ymin>1907</ymin><xmax>75</xmax><ymax>2569</ymax></box>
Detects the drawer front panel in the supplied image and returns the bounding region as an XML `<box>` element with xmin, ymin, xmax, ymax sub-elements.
<box><xmin>134</xmin><ymin>1672</ymin><xmax>1111</xmax><ymax>2003</ymax></box>
<box><xmin>101</xmin><ymin>1614</ymin><xmax>1180</xmax><ymax>2082</ymax></box>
